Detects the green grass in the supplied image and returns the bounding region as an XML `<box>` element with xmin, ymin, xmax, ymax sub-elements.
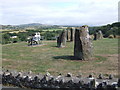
<box><xmin>2</xmin><ymin>38</ymin><xmax>118</xmax><ymax>76</ymax></box>
<box><xmin>93</xmin><ymin>38</ymin><xmax>118</xmax><ymax>54</ymax></box>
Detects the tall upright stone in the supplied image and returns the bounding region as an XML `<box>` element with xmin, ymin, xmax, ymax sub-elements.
<box><xmin>74</xmin><ymin>25</ymin><xmax>92</xmax><ymax>60</ymax></box>
<box><xmin>66</xmin><ymin>29</ymin><xmax>71</xmax><ymax>41</ymax></box>
<box><xmin>94</xmin><ymin>30</ymin><xmax>103</xmax><ymax>40</ymax></box>
<box><xmin>98</xmin><ymin>30</ymin><xmax>103</xmax><ymax>39</ymax></box>
<box><xmin>66</xmin><ymin>27</ymin><xmax>75</xmax><ymax>42</ymax></box>
<box><xmin>57</xmin><ymin>30</ymin><xmax>67</xmax><ymax>48</ymax></box>
<box><xmin>93</xmin><ymin>32</ymin><xmax>98</xmax><ymax>40</ymax></box>
<box><xmin>70</xmin><ymin>27</ymin><xmax>75</xmax><ymax>41</ymax></box>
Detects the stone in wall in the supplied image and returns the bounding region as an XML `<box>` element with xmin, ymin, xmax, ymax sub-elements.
<box><xmin>74</xmin><ymin>25</ymin><xmax>92</xmax><ymax>60</ymax></box>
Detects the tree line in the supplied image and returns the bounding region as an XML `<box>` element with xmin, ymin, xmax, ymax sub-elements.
<box><xmin>1</xmin><ymin>30</ymin><xmax>62</xmax><ymax>44</ymax></box>
<box><xmin>1</xmin><ymin>22</ymin><xmax>120</xmax><ymax>44</ymax></box>
<box><xmin>89</xmin><ymin>22</ymin><xmax>120</xmax><ymax>37</ymax></box>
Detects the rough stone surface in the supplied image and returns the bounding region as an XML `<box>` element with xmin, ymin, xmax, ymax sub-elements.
<box><xmin>94</xmin><ymin>30</ymin><xmax>103</xmax><ymax>40</ymax></box>
<box><xmin>98</xmin><ymin>30</ymin><xmax>103</xmax><ymax>39</ymax></box>
<box><xmin>70</xmin><ymin>28</ymin><xmax>75</xmax><ymax>41</ymax></box>
<box><xmin>66</xmin><ymin>29</ymin><xmax>71</xmax><ymax>41</ymax></box>
<box><xmin>57</xmin><ymin>30</ymin><xmax>67</xmax><ymax>48</ymax></box>
<box><xmin>98</xmin><ymin>74</ymin><xmax>103</xmax><ymax>79</ymax></box>
<box><xmin>94</xmin><ymin>32</ymin><xmax>98</xmax><ymax>40</ymax></box>
<box><xmin>66</xmin><ymin>73</ymin><xmax>72</xmax><ymax>77</ymax></box>
<box><xmin>74</xmin><ymin>25</ymin><xmax>92</xmax><ymax>60</ymax></box>
<box><xmin>66</xmin><ymin>27</ymin><xmax>75</xmax><ymax>42</ymax></box>
<box><xmin>2</xmin><ymin>70</ymin><xmax>119</xmax><ymax>89</ymax></box>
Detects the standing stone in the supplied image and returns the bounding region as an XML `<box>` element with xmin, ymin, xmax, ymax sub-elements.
<box><xmin>97</xmin><ymin>30</ymin><xmax>103</xmax><ymax>39</ymax></box>
<box><xmin>70</xmin><ymin>28</ymin><xmax>75</xmax><ymax>41</ymax></box>
<box><xmin>94</xmin><ymin>32</ymin><xmax>99</xmax><ymax>40</ymax></box>
<box><xmin>66</xmin><ymin>27</ymin><xmax>75</xmax><ymax>42</ymax></box>
<box><xmin>57</xmin><ymin>30</ymin><xmax>67</xmax><ymax>48</ymax></box>
<box><xmin>66</xmin><ymin>29</ymin><xmax>71</xmax><ymax>41</ymax></box>
<box><xmin>94</xmin><ymin>30</ymin><xmax>103</xmax><ymax>40</ymax></box>
<box><xmin>94</xmin><ymin>32</ymin><xmax>97</xmax><ymax>40</ymax></box>
<box><xmin>74</xmin><ymin>25</ymin><xmax>92</xmax><ymax>60</ymax></box>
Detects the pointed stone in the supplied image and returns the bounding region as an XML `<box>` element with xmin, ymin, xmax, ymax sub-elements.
<box><xmin>118</xmin><ymin>78</ymin><xmax>120</xmax><ymax>87</ymax></box>
<box><xmin>66</xmin><ymin>73</ymin><xmax>72</xmax><ymax>77</ymax></box>
<box><xmin>98</xmin><ymin>74</ymin><xmax>103</xmax><ymax>79</ymax></box>
<box><xmin>109</xmin><ymin>74</ymin><xmax>113</xmax><ymax>79</ymax></box>
<box><xmin>57</xmin><ymin>30</ymin><xmax>67</xmax><ymax>48</ymax></box>
<box><xmin>28</xmin><ymin>70</ymin><xmax>32</xmax><ymax>74</ymax></box>
<box><xmin>46</xmin><ymin>72</ymin><xmax>51</xmax><ymax>76</ymax></box>
<box><xmin>77</xmin><ymin>73</ymin><xmax>82</xmax><ymax>78</ymax></box>
<box><xmin>74</xmin><ymin>25</ymin><xmax>92</xmax><ymax>60</ymax></box>
<box><xmin>94</xmin><ymin>30</ymin><xmax>103</xmax><ymax>40</ymax></box>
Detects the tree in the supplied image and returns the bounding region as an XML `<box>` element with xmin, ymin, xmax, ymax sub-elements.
<box><xmin>2</xmin><ymin>33</ymin><xmax>11</xmax><ymax>44</ymax></box>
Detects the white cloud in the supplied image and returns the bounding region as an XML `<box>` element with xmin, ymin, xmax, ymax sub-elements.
<box><xmin>0</xmin><ymin>0</ymin><xmax>119</xmax><ymax>26</ymax></box>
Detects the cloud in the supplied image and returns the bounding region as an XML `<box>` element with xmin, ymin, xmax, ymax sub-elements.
<box><xmin>0</xmin><ymin>0</ymin><xmax>119</xmax><ymax>26</ymax></box>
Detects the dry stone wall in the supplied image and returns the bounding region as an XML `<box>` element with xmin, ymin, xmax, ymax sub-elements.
<box><xmin>2</xmin><ymin>70</ymin><xmax>119</xmax><ymax>89</ymax></box>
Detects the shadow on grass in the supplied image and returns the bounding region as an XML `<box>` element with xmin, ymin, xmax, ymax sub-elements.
<box><xmin>53</xmin><ymin>55</ymin><xmax>107</xmax><ymax>61</ymax></box>
<box><xmin>51</xmin><ymin>45</ymin><xmax>58</xmax><ymax>48</ymax></box>
<box><xmin>53</xmin><ymin>55</ymin><xmax>80</xmax><ymax>60</ymax></box>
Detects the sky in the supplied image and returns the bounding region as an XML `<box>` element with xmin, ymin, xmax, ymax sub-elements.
<box><xmin>0</xmin><ymin>0</ymin><xmax>119</xmax><ymax>26</ymax></box>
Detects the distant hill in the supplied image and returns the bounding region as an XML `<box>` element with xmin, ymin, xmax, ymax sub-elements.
<box><xmin>18</xmin><ymin>23</ymin><xmax>43</xmax><ymax>27</ymax></box>
<box><xmin>1</xmin><ymin>22</ymin><xmax>120</xmax><ymax>37</ymax></box>
<box><xmin>1</xmin><ymin>23</ymin><xmax>60</xmax><ymax>30</ymax></box>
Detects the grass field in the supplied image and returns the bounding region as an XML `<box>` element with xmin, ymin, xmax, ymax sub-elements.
<box><xmin>2</xmin><ymin>38</ymin><xmax>118</xmax><ymax>77</ymax></box>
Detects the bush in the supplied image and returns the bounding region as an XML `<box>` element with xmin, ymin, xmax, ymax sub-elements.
<box><xmin>17</xmin><ymin>32</ymin><xmax>29</xmax><ymax>41</ymax></box>
<box><xmin>108</xmin><ymin>35</ymin><xmax>114</xmax><ymax>38</ymax></box>
<box><xmin>43</xmin><ymin>31</ymin><xmax>56</xmax><ymax>40</ymax></box>
<box><xmin>2</xmin><ymin>33</ymin><xmax>11</xmax><ymax>44</ymax></box>
<box><xmin>12</xmin><ymin>38</ymin><xmax>20</xmax><ymax>43</ymax></box>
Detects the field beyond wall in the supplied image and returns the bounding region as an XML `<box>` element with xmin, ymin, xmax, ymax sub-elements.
<box><xmin>2</xmin><ymin>38</ymin><xmax>118</xmax><ymax>77</ymax></box>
